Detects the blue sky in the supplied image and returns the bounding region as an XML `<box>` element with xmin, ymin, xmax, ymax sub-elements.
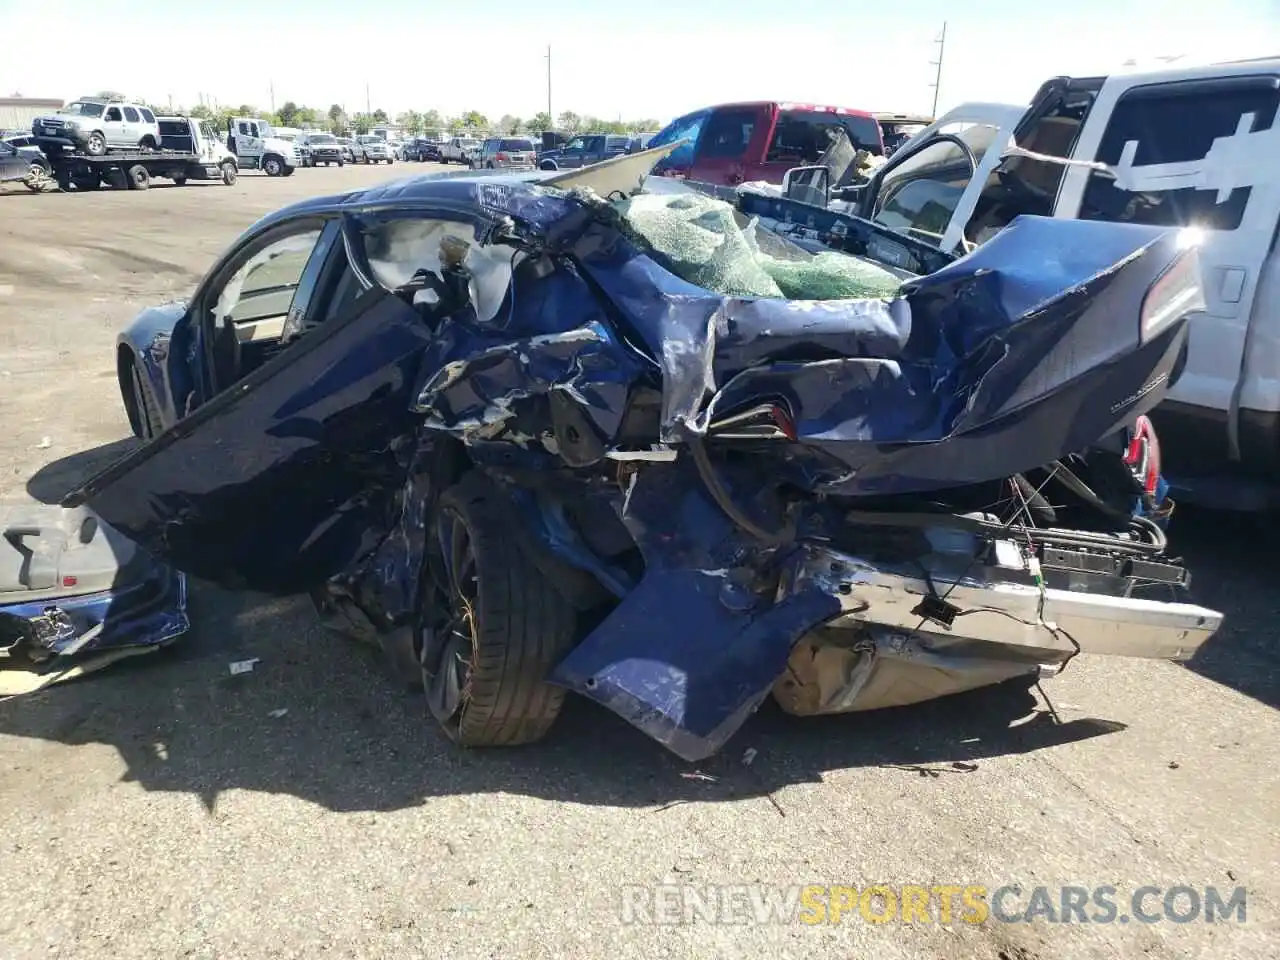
<box><xmin>3</xmin><ymin>0</ymin><xmax>1278</xmax><ymax>123</ymax></box>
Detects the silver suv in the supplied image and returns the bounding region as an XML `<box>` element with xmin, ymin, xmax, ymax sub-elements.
<box><xmin>32</xmin><ymin>97</ymin><xmax>162</xmax><ymax>156</ymax></box>
<box><xmin>354</xmin><ymin>135</ymin><xmax>393</xmax><ymax>164</ymax></box>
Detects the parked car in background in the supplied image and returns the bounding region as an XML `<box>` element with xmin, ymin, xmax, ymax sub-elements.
<box><xmin>354</xmin><ymin>135</ymin><xmax>393</xmax><ymax>163</ymax></box>
<box><xmin>0</xmin><ymin>137</ymin><xmax>51</xmax><ymax>190</ymax></box>
<box><xmin>471</xmin><ymin>137</ymin><xmax>537</xmax><ymax>170</ymax></box>
<box><xmin>275</xmin><ymin>131</ymin><xmax>311</xmax><ymax>166</ymax></box>
<box><xmin>648</xmin><ymin>101</ymin><xmax>884</xmax><ymax>186</ymax></box>
<box><xmin>440</xmin><ymin>136</ymin><xmax>481</xmax><ymax>164</ymax></box>
<box><xmin>536</xmin><ymin>133</ymin><xmax>632</xmax><ymax>170</ymax></box>
<box><xmin>874</xmin><ymin>112</ymin><xmax>933</xmax><ymax>156</ymax></box>
<box><xmin>32</xmin><ymin>97</ymin><xmax>162</xmax><ymax>156</ymax></box>
<box><xmin>402</xmin><ymin>137</ymin><xmax>441</xmax><ymax>161</ymax></box>
<box><xmin>2</xmin><ymin>133</ymin><xmax>45</xmax><ymax>163</ymax></box>
<box><xmin>336</xmin><ymin>137</ymin><xmax>356</xmax><ymax>163</ymax></box>
<box><xmin>301</xmin><ymin>132</ymin><xmax>345</xmax><ymax>166</ymax></box>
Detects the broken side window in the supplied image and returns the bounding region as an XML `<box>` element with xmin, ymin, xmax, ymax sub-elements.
<box><xmin>967</xmin><ymin>98</ymin><xmax>1091</xmax><ymax>246</ymax></box>
<box><xmin>768</xmin><ymin>111</ymin><xmax>883</xmax><ymax>165</ymax></box>
<box><xmin>359</xmin><ymin>218</ymin><xmax>516</xmax><ymax>324</ymax></box>
<box><xmin>870</xmin><ymin>126</ymin><xmax>998</xmax><ymax>247</ymax></box>
<box><xmin>1079</xmin><ymin>78</ymin><xmax>1280</xmax><ymax>231</ymax></box>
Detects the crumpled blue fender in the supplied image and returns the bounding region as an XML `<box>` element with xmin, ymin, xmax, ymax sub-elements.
<box><xmin>549</xmin><ymin>460</ymin><xmax>841</xmax><ymax>761</ymax></box>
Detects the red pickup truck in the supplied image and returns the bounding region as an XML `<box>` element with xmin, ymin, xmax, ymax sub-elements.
<box><xmin>649</xmin><ymin>101</ymin><xmax>884</xmax><ymax>186</ymax></box>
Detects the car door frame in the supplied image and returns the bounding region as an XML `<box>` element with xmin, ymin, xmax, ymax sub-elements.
<box><xmin>65</xmin><ymin>202</ymin><xmax>511</xmax><ymax>593</ymax></box>
<box><xmin>101</xmin><ymin>104</ymin><xmax>126</xmax><ymax>148</ymax></box>
<box><xmin>854</xmin><ymin>103</ymin><xmax>1027</xmax><ymax>254</ymax></box>
<box><xmin>1051</xmin><ymin>66</ymin><xmax>1280</xmax><ymax>461</ymax></box>
<box><xmin>188</xmin><ymin>215</ymin><xmax>341</xmax><ymax>398</ymax></box>
<box><xmin>120</xmin><ymin>105</ymin><xmax>142</xmax><ymax>146</ymax></box>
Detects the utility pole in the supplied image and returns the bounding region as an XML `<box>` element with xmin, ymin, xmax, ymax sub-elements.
<box><xmin>269</xmin><ymin>81</ymin><xmax>275</xmax><ymax>114</ymax></box>
<box><xmin>929</xmin><ymin>21</ymin><xmax>947</xmax><ymax>117</ymax></box>
<box><xmin>365</xmin><ymin>82</ymin><xmax>371</xmax><ymax>116</ymax></box>
<box><xmin>545</xmin><ymin>45</ymin><xmax>552</xmax><ymax>126</ymax></box>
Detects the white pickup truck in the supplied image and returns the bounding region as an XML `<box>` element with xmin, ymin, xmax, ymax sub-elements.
<box><xmin>439</xmin><ymin>136</ymin><xmax>480</xmax><ymax>165</ymax></box>
<box><xmin>818</xmin><ymin>58</ymin><xmax>1280</xmax><ymax>509</ymax></box>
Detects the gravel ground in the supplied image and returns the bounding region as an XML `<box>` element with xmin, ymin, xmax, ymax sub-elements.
<box><xmin>0</xmin><ymin>164</ymin><xmax>1276</xmax><ymax>960</ymax></box>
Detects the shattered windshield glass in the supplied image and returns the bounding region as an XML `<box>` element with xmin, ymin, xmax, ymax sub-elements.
<box><xmin>612</xmin><ymin>190</ymin><xmax>902</xmax><ymax>300</ymax></box>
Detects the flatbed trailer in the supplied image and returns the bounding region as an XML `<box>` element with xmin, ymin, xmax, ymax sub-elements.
<box><xmin>43</xmin><ymin>148</ymin><xmax>238</xmax><ymax>192</ymax></box>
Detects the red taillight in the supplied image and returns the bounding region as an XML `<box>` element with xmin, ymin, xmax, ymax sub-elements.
<box><xmin>496</xmin><ymin>152</ymin><xmax>508</xmax><ymax>162</ymax></box>
<box><xmin>1124</xmin><ymin>414</ymin><xmax>1162</xmax><ymax>497</ymax></box>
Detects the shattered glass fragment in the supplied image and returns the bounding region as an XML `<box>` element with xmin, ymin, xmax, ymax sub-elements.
<box><xmin>614</xmin><ymin>190</ymin><xmax>902</xmax><ymax>301</ymax></box>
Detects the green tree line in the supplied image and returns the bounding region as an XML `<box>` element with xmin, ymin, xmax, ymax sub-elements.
<box><xmin>102</xmin><ymin>92</ymin><xmax>660</xmax><ymax>137</ymax></box>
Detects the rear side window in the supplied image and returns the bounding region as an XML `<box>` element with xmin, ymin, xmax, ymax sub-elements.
<box><xmin>649</xmin><ymin>110</ymin><xmax>710</xmax><ymax>168</ymax></box>
<box><xmin>767</xmin><ymin>111</ymin><xmax>882</xmax><ymax>165</ymax></box>
<box><xmin>140</xmin><ymin>108</ymin><xmax>156</xmax><ymax>123</ymax></box>
<box><xmin>699</xmin><ymin>107</ymin><xmax>758</xmax><ymax>159</ymax></box>
<box><xmin>123</xmin><ymin>107</ymin><xmax>140</xmax><ymax>122</ymax></box>
<box><xmin>1080</xmin><ymin>77</ymin><xmax>1280</xmax><ymax>231</ymax></box>
<box><xmin>839</xmin><ymin>115</ymin><xmax>885</xmax><ymax>154</ymax></box>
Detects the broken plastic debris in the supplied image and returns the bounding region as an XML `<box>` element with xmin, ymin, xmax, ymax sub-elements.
<box><xmin>35</xmin><ymin>437</ymin><xmax>52</xmax><ymax>450</ymax></box>
<box><xmin>268</xmin><ymin>707</ymin><xmax>288</xmax><ymax>718</ymax></box>
<box><xmin>680</xmin><ymin>771</ymin><xmax>719</xmax><ymax>782</ymax></box>
<box><xmin>614</xmin><ymin>190</ymin><xmax>901</xmax><ymax>300</ymax></box>
<box><xmin>229</xmin><ymin>658</ymin><xmax>260</xmax><ymax>675</ymax></box>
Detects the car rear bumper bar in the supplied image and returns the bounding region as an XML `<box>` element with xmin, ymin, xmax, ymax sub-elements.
<box><xmin>786</xmin><ymin>543</ymin><xmax>1223</xmax><ymax>661</ymax></box>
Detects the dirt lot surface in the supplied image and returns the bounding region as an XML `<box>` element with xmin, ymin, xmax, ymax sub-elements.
<box><xmin>0</xmin><ymin>165</ymin><xmax>1277</xmax><ymax>960</ymax></box>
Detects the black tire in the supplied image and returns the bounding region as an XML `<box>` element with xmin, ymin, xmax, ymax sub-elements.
<box><xmin>220</xmin><ymin>161</ymin><xmax>237</xmax><ymax>185</ymax></box>
<box><xmin>126</xmin><ymin>164</ymin><xmax>150</xmax><ymax>190</ymax></box>
<box><xmin>539</xmin><ymin>160</ymin><xmax>558</xmax><ymax>171</ymax></box>
<box><xmin>419</xmin><ymin>474</ymin><xmax>578</xmax><ymax>747</ymax></box>
<box><xmin>337</xmin><ymin>158</ymin><xmax>344</xmax><ymax>167</ymax></box>
<box><xmin>128</xmin><ymin>359</ymin><xmax>162</xmax><ymax>439</ymax></box>
<box><xmin>138</xmin><ymin>136</ymin><xmax>157</xmax><ymax>151</ymax></box>
<box><xmin>84</xmin><ymin>131</ymin><xmax>107</xmax><ymax>156</ymax></box>
<box><xmin>104</xmin><ymin>168</ymin><xmax>128</xmax><ymax>189</ymax></box>
<box><xmin>282</xmin><ymin>166</ymin><xmax>295</xmax><ymax>177</ymax></box>
<box><xmin>263</xmin><ymin>155</ymin><xmax>284</xmax><ymax>177</ymax></box>
<box><xmin>172</xmin><ymin>174</ymin><xmax>187</xmax><ymax>186</ymax></box>
<box><xmin>72</xmin><ymin>171</ymin><xmax>101</xmax><ymax>191</ymax></box>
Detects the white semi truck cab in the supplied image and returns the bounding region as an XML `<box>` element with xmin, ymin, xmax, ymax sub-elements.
<box><xmin>226</xmin><ymin>116</ymin><xmax>299</xmax><ymax>177</ymax></box>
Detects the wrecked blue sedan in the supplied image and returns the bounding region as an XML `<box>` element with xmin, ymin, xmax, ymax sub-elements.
<box><xmin>67</xmin><ymin>148</ymin><xmax>1223</xmax><ymax>760</ymax></box>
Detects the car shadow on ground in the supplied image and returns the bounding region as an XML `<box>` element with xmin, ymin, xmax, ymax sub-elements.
<box><xmin>25</xmin><ymin>437</ymin><xmax>140</xmax><ymax>502</ymax></box>
<box><xmin>0</xmin><ymin>580</ymin><xmax>1126</xmax><ymax>814</ymax></box>
<box><xmin>1164</xmin><ymin>505</ymin><xmax>1280</xmax><ymax>709</ymax></box>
